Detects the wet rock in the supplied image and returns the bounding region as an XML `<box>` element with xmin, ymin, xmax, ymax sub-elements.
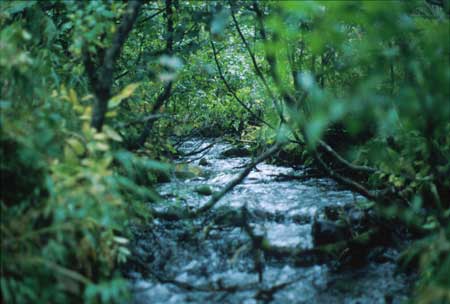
<box><xmin>213</xmin><ymin>209</ymin><xmax>242</xmax><ymax>226</ymax></box>
<box><xmin>174</xmin><ymin>164</ymin><xmax>203</xmax><ymax>180</ymax></box>
<box><xmin>155</xmin><ymin>171</ymin><xmax>171</xmax><ymax>183</ymax></box>
<box><xmin>321</xmin><ymin>205</ymin><xmax>372</xmax><ymax>233</ymax></box>
<box><xmin>348</xmin><ymin>208</ymin><xmax>369</xmax><ymax>230</ymax></box>
<box><xmin>128</xmin><ymin>271</ymin><xmax>143</xmax><ymax>280</ymax></box>
<box><xmin>194</xmin><ymin>185</ymin><xmax>213</xmax><ymax>196</ymax></box>
<box><xmin>323</xmin><ymin>205</ymin><xmax>342</xmax><ymax>221</ymax></box>
<box><xmin>219</xmin><ymin>146</ymin><xmax>251</xmax><ymax>158</ymax></box>
<box><xmin>175</xmin><ymin>170</ymin><xmax>197</xmax><ymax>180</ymax></box>
<box><xmin>370</xmin><ymin>247</ymin><xmax>397</xmax><ymax>264</ymax></box>
<box><xmin>312</xmin><ymin>219</ymin><xmax>351</xmax><ymax>246</ymax></box>
<box><xmin>384</xmin><ymin>293</ymin><xmax>394</xmax><ymax>304</ymax></box>
<box><xmin>199</xmin><ymin>158</ymin><xmax>210</xmax><ymax>166</ymax></box>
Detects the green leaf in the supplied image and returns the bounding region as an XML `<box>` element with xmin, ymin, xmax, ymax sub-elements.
<box><xmin>66</xmin><ymin>138</ymin><xmax>85</xmax><ymax>156</ymax></box>
<box><xmin>108</xmin><ymin>83</ymin><xmax>140</xmax><ymax>109</ymax></box>
<box><xmin>103</xmin><ymin>126</ymin><xmax>123</xmax><ymax>142</ymax></box>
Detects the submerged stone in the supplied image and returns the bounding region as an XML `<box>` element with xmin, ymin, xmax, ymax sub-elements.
<box><xmin>219</xmin><ymin>146</ymin><xmax>251</xmax><ymax>158</ymax></box>
<box><xmin>312</xmin><ymin>219</ymin><xmax>351</xmax><ymax>246</ymax></box>
<box><xmin>174</xmin><ymin>164</ymin><xmax>203</xmax><ymax>180</ymax></box>
<box><xmin>194</xmin><ymin>185</ymin><xmax>213</xmax><ymax>196</ymax></box>
<box><xmin>199</xmin><ymin>158</ymin><xmax>210</xmax><ymax>166</ymax></box>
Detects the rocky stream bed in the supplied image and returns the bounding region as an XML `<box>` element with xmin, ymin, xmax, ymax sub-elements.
<box><xmin>126</xmin><ymin>138</ymin><xmax>413</xmax><ymax>304</ymax></box>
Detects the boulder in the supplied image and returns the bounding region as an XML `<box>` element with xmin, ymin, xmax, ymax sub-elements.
<box><xmin>219</xmin><ymin>146</ymin><xmax>251</xmax><ymax>158</ymax></box>
<box><xmin>312</xmin><ymin>219</ymin><xmax>351</xmax><ymax>246</ymax></box>
<box><xmin>194</xmin><ymin>185</ymin><xmax>213</xmax><ymax>196</ymax></box>
<box><xmin>199</xmin><ymin>158</ymin><xmax>210</xmax><ymax>166</ymax></box>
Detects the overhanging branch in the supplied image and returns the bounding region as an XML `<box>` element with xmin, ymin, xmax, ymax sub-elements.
<box><xmin>84</xmin><ymin>0</ymin><xmax>143</xmax><ymax>131</ymax></box>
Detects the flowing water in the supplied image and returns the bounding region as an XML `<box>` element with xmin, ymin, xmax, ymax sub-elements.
<box><xmin>127</xmin><ymin>138</ymin><xmax>412</xmax><ymax>304</ymax></box>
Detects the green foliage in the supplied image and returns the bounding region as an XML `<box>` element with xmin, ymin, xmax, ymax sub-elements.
<box><xmin>266</xmin><ymin>1</ymin><xmax>450</xmax><ymax>300</ymax></box>
<box><xmin>0</xmin><ymin>2</ymin><xmax>166</xmax><ymax>303</ymax></box>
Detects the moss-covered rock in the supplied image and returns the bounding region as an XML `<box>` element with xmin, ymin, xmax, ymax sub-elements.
<box><xmin>194</xmin><ymin>185</ymin><xmax>213</xmax><ymax>196</ymax></box>
<box><xmin>219</xmin><ymin>146</ymin><xmax>251</xmax><ymax>158</ymax></box>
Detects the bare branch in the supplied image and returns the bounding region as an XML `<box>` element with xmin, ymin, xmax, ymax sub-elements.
<box><xmin>210</xmin><ymin>37</ymin><xmax>273</xmax><ymax>129</ymax></box>
<box><xmin>229</xmin><ymin>2</ymin><xmax>285</xmax><ymax>121</ymax></box>
<box><xmin>318</xmin><ymin>140</ymin><xmax>378</xmax><ymax>174</ymax></box>
<box><xmin>131</xmin><ymin>0</ymin><xmax>174</xmax><ymax>148</ymax></box>
<box><xmin>193</xmin><ymin>142</ymin><xmax>283</xmax><ymax>216</ymax></box>
<box><xmin>251</xmin><ymin>1</ymin><xmax>297</xmax><ymax>108</ymax></box>
<box><xmin>313</xmin><ymin>152</ymin><xmax>378</xmax><ymax>201</ymax></box>
<box><xmin>84</xmin><ymin>0</ymin><xmax>143</xmax><ymax>131</ymax></box>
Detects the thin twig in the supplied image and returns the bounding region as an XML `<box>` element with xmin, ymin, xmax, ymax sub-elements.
<box><xmin>210</xmin><ymin>37</ymin><xmax>273</xmax><ymax>129</ymax></box>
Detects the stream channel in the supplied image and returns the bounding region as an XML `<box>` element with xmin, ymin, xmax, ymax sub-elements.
<box><xmin>127</xmin><ymin>138</ymin><xmax>413</xmax><ymax>304</ymax></box>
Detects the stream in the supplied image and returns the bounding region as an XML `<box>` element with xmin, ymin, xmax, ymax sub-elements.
<box><xmin>127</xmin><ymin>138</ymin><xmax>412</xmax><ymax>304</ymax></box>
